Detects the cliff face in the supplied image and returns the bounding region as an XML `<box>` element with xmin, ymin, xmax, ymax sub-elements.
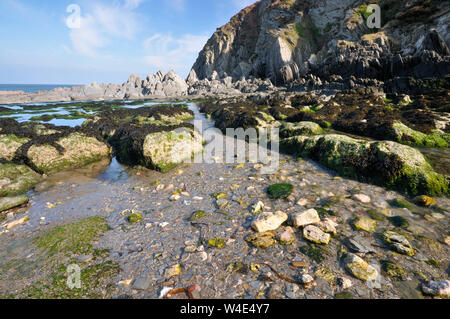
<box><xmin>189</xmin><ymin>0</ymin><xmax>450</xmax><ymax>85</ymax></box>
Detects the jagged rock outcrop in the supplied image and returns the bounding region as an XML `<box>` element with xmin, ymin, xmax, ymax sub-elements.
<box><xmin>0</xmin><ymin>70</ymin><xmax>189</xmax><ymax>104</ymax></box>
<box><xmin>189</xmin><ymin>0</ymin><xmax>450</xmax><ymax>86</ymax></box>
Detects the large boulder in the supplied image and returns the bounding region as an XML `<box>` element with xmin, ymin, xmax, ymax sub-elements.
<box><xmin>25</xmin><ymin>132</ymin><xmax>112</xmax><ymax>174</ymax></box>
<box><xmin>281</xmin><ymin>134</ymin><xmax>448</xmax><ymax>196</ymax></box>
<box><xmin>0</xmin><ymin>163</ymin><xmax>41</xmax><ymax>197</ymax></box>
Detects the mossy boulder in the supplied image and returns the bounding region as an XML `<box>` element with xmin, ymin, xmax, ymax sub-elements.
<box><xmin>280</xmin><ymin>122</ymin><xmax>324</xmax><ymax>139</ymax></box>
<box><xmin>26</xmin><ymin>133</ymin><xmax>111</xmax><ymax>174</ymax></box>
<box><xmin>0</xmin><ymin>163</ymin><xmax>41</xmax><ymax>197</ymax></box>
<box><xmin>267</xmin><ymin>183</ymin><xmax>294</xmax><ymax>199</ymax></box>
<box><xmin>280</xmin><ymin>134</ymin><xmax>448</xmax><ymax>196</ymax></box>
<box><xmin>118</xmin><ymin>127</ymin><xmax>203</xmax><ymax>172</ymax></box>
<box><xmin>0</xmin><ymin>195</ymin><xmax>29</xmax><ymax>212</ymax></box>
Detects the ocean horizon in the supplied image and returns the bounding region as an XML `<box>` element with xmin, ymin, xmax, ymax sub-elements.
<box><xmin>0</xmin><ymin>84</ymin><xmax>80</xmax><ymax>93</ymax></box>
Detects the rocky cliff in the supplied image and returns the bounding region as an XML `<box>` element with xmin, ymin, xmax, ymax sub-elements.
<box><xmin>188</xmin><ymin>0</ymin><xmax>450</xmax><ymax>85</ymax></box>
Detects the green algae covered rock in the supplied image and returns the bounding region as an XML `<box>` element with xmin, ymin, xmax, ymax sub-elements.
<box><xmin>0</xmin><ymin>163</ymin><xmax>41</xmax><ymax>197</ymax></box>
<box><xmin>392</xmin><ymin>122</ymin><xmax>449</xmax><ymax>148</ymax></box>
<box><xmin>280</xmin><ymin>134</ymin><xmax>448</xmax><ymax>196</ymax></box>
<box><xmin>267</xmin><ymin>183</ymin><xmax>294</xmax><ymax>199</ymax></box>
<box><xmin>208</xmin><ymin>237</ymin><xmax>226</xmax><ymax>249</ymax></box>
<box><xmin>0</xmin><ymin>195</ymin><xmax>29</xmax><ymax>212</ymax></box>
<box><xmin>280</xmin><ymin>122</ymin><xmax>324</xmax><ymax>139</ymax></box>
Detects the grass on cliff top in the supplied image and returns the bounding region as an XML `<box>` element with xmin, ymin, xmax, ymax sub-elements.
<box><xmin>34</xmin><ymin>216</ymin><xmax>110</xmax><ymax>256</ymax></box>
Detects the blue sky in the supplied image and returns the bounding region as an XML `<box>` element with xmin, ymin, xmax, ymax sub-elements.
<box><xmin>0</xmin><ymin>0</ymin><xmax>255</xmax><ymax>84</ymax></box>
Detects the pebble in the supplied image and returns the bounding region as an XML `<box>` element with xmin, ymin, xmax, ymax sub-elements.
<box><xmin>337</xmin><ymin>277</ymin><xmax>353</xmax><ymax>290</ymax></box>
<box><xmin>353</xmin><ymin>194</ymin><xmax>371</xmax><ymax>204</ymax></box>
<box><xmin>296</xmin><ymin>198</ymin><xmax>308</xmax><ymax>206</ymax></box>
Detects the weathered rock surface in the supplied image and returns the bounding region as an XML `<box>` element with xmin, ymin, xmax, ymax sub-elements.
<box><xmin>0</xmin><ymin>70</ymin><xmax>189</xmax><ymax>105</ymax></box>
<box><xmin>190</xmin><ymin>0</ymin><xmax>450</xmax><ymax>86</ymax></box>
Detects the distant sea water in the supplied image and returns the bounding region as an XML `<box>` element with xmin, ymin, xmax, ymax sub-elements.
<box><xmin>0</xmin><ymin>84</ymin><xmax>78</xmax><ymax>93</ymax></box>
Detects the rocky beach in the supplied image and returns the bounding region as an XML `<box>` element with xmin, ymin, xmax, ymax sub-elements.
<box><xmin>0</xmin><ymin>0</ymin><xmax>449</xmax><ymax>300</ymax></box>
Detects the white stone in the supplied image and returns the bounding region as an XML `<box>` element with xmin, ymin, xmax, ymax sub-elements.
<box><xmin>252</xmin><ymin>211</ymin><xmax>288</xmax><ymax>233</ymax></box>
<box><xmin>292</xmin><ymin>209</ymin><xmax>320</xmax><ymax>228</ymax></box>
<box><xmin>303</xmin><ymin>225</ymin><xmax>331</xmax><ymax>245</ymax></box>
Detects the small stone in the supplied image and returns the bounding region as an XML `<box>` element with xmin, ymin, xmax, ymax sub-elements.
<box><xmin>303</xmin><ymin>225</ymin><xmax>331</xmax><ymax>245</ymax></box>
<box><xmin>292</xmin><ymin>261</ymin><xmax>309</xmax><ymax>268</ymax></box>
<box><xmin>337</xmin><ymin>277</ymin><xmax>353</xmax><ymax>290</ymax></box>
<box><xmin>421</xmin><ymin>280</ymin><xmax>450</xmax><ymax>296</ymax></box>
<box><xmin>76</xmin><ymin>254</ymin><xmax>93</xmax><ymax>263</ymax></box>
<box><xmin>164</xmin><ymin>264</ymin><xmax>181</xmax><ymax>279</ymax></box>
<box><xmin>344</xmin><ymin>253</ymin><xmax>378</xmax><ymax>281</ymax></box>
<box><xmin>296</xmin><ymin>198</ymin><xmax>308</xmax><ymax>206</ymax></box>
<box><xmin>277</xmin><ymin>226</ymin><xmax>295</xmax><ymax>245</ymax></box>
<box><xmin>292</xmin><ymin>209</ymin><xmax>320</xmax><ymax>228</ymax></box>
<box><xmin>299</xmin><ymin>274</ymin><xmax>314</xmax><ymax>287</ymax></box>
<box><xmin>246</xmin><ymin>232</ymin><xmax>276</xmax><ymax>249</ymax></box>
<box><xmin>169</xmin><ymin>194</ymin><xmax>181</xmax><ymax>201</ymax></box>
<box><xmin>118</xmin><ymin>279</ymin><xmax>133</xmax><ymax>286</ymax></box>
<box><xmin>352</xmin><ymin>217</ymin><xmax>377</xmax><ymax>233</ymax></box>
<box><xmin>133</xmin><ymin>278</ymin><xmax>151</xmax><ymax>290</ymax></box>
<box><xmin>353</xmin><ymin>194</ymin><xmax>371</xmax><ymax>204</ymax></box>
<box><xmin>252</xmin><ymin>211</ymin><xmax>288</xmax><ymax>233</ymax></box>
<box><xmin>414</xmin><ymin>195</ymin><xmax>436</xmax><ymax>207</ymax></box>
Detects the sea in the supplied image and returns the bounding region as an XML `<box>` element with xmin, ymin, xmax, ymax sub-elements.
<box><xmin>0</xmin><ymin>84</ymin><xmax>78</xmax><ymax>93</ymax></box>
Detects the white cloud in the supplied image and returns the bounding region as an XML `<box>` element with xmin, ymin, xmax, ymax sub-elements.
<box><xmin>143</xmin><ymin>33</ymin><xmax>208</xmax><ymax>76</ymax></box>
<box><xmin>68</xmin><ymin>0</ymin><xmax>143</xmax><ymax>57</ymax></box>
